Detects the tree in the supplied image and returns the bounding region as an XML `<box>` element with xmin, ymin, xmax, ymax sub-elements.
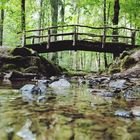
<box><xmin>103</xmin><ymin>0</ymin><xmax>108</xmax><ymax>68</ymax></box>
<box><xmin>112</xmin><ymin>0</ymin><xmax>120</xmax><ymax>42</ymax></box>
<box><xmin>21</xmin><ymin>0</ymin><xmax>26</xmax><ymax>47</ymax></box>
<box><xmin>38</xmin><ymin>0</ymin><xmax>43</xmax><ymax>42</ymax></box>
<box><xmin>0</xmin><ymin>2</ymin><xmax>4</xmax><ymax>46</ymax></box>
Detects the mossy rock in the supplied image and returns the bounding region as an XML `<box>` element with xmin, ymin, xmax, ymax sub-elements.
<box><xmin>3</xmin><ymin>56</ymin><xmax>29</xmax><ymax>68</ymax></box>
<box><xmin>3</xmin><ymin>64</ymin><xmax>17</xmax><ymax>70</ymax></box>
<box><xmin>121</xmin><ymin>56</ymin><xmax>137</xmax><ymax>70</ymax></box>
<box><xmin>26</xmin><ymin>56</ymin><xmax>41</xmax><ymax>66</ymax></box>
<box><xmin>109</xmin><ymin>68</ymin><xmax>121</xmax><ymax>74</ymax></box>
<box><xmin>11</xmin><ymin>47</ymin><xmax>33</xmax><ymax>56</ymax></box>
<box><xmin>1</xmin><ymin>64</ymin><xmax>17</xmax><ymax>71</ymax></box>
<box><xmin>24</xmin><ymin>66</ymin><xmax>39</xmax><ymax>73</ymax></box>
<box><xmin>120</xmin><ymin>51</ymin><xmax>129</xmax><ymax>60</ymax></box>
<box><xmin>39</xmin><ymin>56</ymin><xmax>62</xmax><ymax>77</ymax></box>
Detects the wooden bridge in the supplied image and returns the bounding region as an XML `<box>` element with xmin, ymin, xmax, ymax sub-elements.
<box><xmin>19</xmin><ymin>24</ymin><xmax>139</xmax><ymax>56</ymax></box>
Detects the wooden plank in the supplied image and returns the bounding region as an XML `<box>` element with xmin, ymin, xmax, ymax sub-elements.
<box><xmin>25</xmin><ymin>40</ymin><xmax>138</xmax><ymax>54</ymax></box>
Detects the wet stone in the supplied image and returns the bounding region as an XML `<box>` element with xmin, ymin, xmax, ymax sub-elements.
<box><xmin>114</xmin><ymin>110</ymin><xmax>133</xmax><ymax>118</ymax></box>
<box><xmin>49</xmin><ymin>78</ymin><xmax>71</xmax><ymax>89</ymax></box>
<box><xmin>109</xmin><ymin>79</ymin><xmax>127</xmax><ymax>89</ymax></box>
<box><xmin>90</xmin><ymin>89</ymin><xmax>115</xmax><ymax>98</ymax></box>
<box><xmin>131</xmin><ymin>106</ymin><xmax>140</xmax><ymax>117</ymax></box>
<box><xmin>124</xmin><ymin>87</ymin><xmax>140</xmax><ymax>100</ymax></box>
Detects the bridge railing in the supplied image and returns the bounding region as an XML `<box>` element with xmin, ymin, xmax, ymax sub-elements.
<box><xmin>18</xmin><ymin>24</ymin><xmax>139</xmax><ymax>48</ymax></box>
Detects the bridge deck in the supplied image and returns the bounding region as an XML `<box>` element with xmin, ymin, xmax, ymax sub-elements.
<box><xmin>25</xmin><ymin>40</ymin><xmax>137</xmax><ymax>55</ymax></box>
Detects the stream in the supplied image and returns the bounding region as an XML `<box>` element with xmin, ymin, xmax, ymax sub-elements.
<box><xmin>0</xmin><ymin>77</ymin><xmax>140</xmax><ymax>140</ymax></box>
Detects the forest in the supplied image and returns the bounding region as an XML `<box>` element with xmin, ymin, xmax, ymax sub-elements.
<box><xmin>0</xmin><ymin>0</ymin><xmax>140</xmax><ymax>71</ymax></box>
<box><xmin>0</xmin><ymin>0</ymin><xmax>140</xmax><ymax>140</ymax></box>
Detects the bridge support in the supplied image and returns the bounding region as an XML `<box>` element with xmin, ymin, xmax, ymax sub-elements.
<box><xmin>113</xmin><ymin>52</ymin><xmax>120</xmax><ymax>59</ymax></box>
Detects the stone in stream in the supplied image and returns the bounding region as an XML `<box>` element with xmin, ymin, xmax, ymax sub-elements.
<box><xmin>131</xmin><ymin>106</ymin><xmax>140</xmax><ymax>117</ymax></box>
<box><xmin>17</xmin><ymin>119</ymin><xmax>36</xmax><ymax>140</ymax></box>
<box><xmin>90</xmin><ymin>89</ymin><xmax>115</xmax><ymax>98</ymax></box>
<box><xmin>88</xmin><ymin>77</ymin><xmax>110</xmax><ymax>87</ymax></box>
<box><xmin>49</xmin><ymin>78</ymin><xmax>71</xmax><ymax>88</ymax></box>
<box><xmin>124</xmin><ymin>86</ymin><xmax>140</xmax><ymax>100</ymax></box>
<box><xmin>109</xmin><ymin>79</ymin><xmax>127</xmax><ymax>89</ymax></box>
<box><xmin>114</xmin><ymin>110</ymin><xmax>133</xmax><ymax>118</ymax></box>
<box><xmin>19</xmin><ymin>80</ymin><xmax>48</xmax><ymax>102</ymax></box>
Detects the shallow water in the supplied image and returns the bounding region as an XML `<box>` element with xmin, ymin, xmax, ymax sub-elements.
<box><xmin>0</xmin><ymin>80</ymin><xmax>140</xmax><ymax>140</ymax></box>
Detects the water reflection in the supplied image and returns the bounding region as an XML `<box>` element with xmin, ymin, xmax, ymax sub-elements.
<box><xmin>0</xmin><ymin>80</ymin><xmax>140</xmax><ymax>140</ymax></box>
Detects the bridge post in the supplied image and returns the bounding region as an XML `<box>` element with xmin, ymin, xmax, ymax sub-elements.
<box><xmin>73</xmin><ymin>26</ymin><xmax>78</xmax><ymax>46</ymax></box>
<box><xmin>131</xmin><ymin>31</ymin><xmax>136</xmax><ymax>46</ymax></box>
<box><xmin>21</xmin><ymin>31</ymin><xmax>26</xmax><ymax>47</ymax></box>
<box><xmin>47</xmin><ymin>29</ymin><xmax>51</xmax><ymax>49</ymax></box>
<box><xmin>31</xmin><ymin>37</ymin><xmax>35</xmax><ymax>44</ymax></box>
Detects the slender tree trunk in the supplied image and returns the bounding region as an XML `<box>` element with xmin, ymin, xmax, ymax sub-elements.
<box><xmin>50</xmin><ymin>0</ymin><xmax>59</xmax><ymax>64</ymax></box>
<box><xmin>112</xmin><ymin>0</ymin><xmax>120</xmax><ymax>59</ymax></box>
<box><xmin>0</xmin><ymin>8</ymin><xmax>4</xmax><ymax>46</ymax></box>
<box><xmin>50</xmin><ymin>0</ymin><xmax>58</xmax><ymax>40</ymax></box>
<box><xmin>102</xmin><ymin>0</ymin><xmax>106</xmax><ymax>48</ymax></box>
<box><xmin>104</xmin><ymin>53</ymin><xmax>108</xmax><ymax>69</ymax></box>
<box><xmin>107</xmin><ymin>2</ymin><xmax>111</xmax><ymax>25</ymax></box>
<box><xmin>112</xmin><ymin>0</ymin><xmax>120</xmax><ymax>42</ymax></box>
<box><xmin>38</xmin><ymin>0</ymin><xmax>43</xmax><ymax>42</ymax></box>
<box><xmin>96</xmin><ymin>53</ymin><xmax>101</xmax><ymax>72</ymax></box>
<box><xmin>103</xmin><ymin>0</ymin><xmax>108</xmax><ymax>69</ymax></box>
<box><xmin>21</xmin><ymin>0</ymin><xmax>26</xmax><ymax>46</ymax></box>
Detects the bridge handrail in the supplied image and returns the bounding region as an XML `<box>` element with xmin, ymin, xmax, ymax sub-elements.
<box><xmin>18</xmin><ymin>24</ymin><xmax>140</xmax><ymax>34</ymax></box>
<box><xmin>26</xmin><ymin>32</ymin><xmax>132</xmax><ymax>39</ymax></box>
<box><xmin>18</xmin><ymin>24</ymin><xmax>139</xmax><ymax>47</ymax></box>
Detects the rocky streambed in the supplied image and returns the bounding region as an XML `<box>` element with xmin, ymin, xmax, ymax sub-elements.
<box><xmin>0</xmin><ymin>73</ymin><xmax>140</xmax><ymax>140</ymax></box>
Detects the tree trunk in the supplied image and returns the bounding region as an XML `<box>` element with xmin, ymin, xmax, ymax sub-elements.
<box><xmin>0</xmin><ymin>8</ymin><xmax>4</xmax><ymax>46</ymax></box>
<box><xmin>38</xmin><ymin>0</ymin><xmax>43</xmax><ymax>42</ymax></box>
<box><xmin>50</xmin><ymin>0</ymin><xmax>59</xmax><ymax>64</ymax></box>
<box><xmin>102</xmin><ymin>0</ymin><xmax>106</xmax><ymax>48</ymax></box>
<box><xmin>50</xmin><ymin>0</ymin><xmax>58</xmax><ymax>40</ymax></box>
<box><xmin>104</xmin><ymin>53</ymin><xmax>108</xmax><ymax>69</ymax></box>
<box><xmin>112</xmin><ymin>0</ymin><xmax>120</xmax><ymax>42</ymax></box>
<box><xmin>21</xmin><ymin>0</ymin><xmax>26</xmax><ymax>47</ymax></box>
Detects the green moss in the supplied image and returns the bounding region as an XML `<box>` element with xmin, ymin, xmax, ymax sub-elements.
<box><xmin>120</xmin><ymin>51</ymin><xmax>129</xmax><ymax>60</ymax></box>
<box><xmin>11</xmin><ymin>47</ymin><xmax>32</xmax><ymax>56</ymax></box>
<box><xmin>109</xmin><ymin>68</ymin><xmax>121</xmax><ymax>74</ymax></box>
<box><xmin>1</xmin><ymin>64</ymin><xmax>17</xmax><ymax>71</ymax></box>
<box><xmin>24</xmin><ymin>66</ymin><xmax>39</xmax><ymax>73</ymax></box>
<box><xmin>121</xmin><ymin>56</ymin><xmax>136</xmax><ymax>70</ymax></box>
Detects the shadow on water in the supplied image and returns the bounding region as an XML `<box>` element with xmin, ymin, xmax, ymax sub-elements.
<box><xmin>0</xmin><ymin>79</ymin><xmax>140</xmax><ymax>140</ymax></box>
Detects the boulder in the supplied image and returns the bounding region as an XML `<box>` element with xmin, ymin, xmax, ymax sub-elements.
<box><xmin>0</xmin><ymin>47</ymin><xmax>62</xmax><ymax>78</ymax></box>
<box><xmin>124</xmin><ymin>87</ymin><xmax>140</xmax><ymax>100</ymax></box>
<box><xmin>4</xmin><ymin>71</ymin><xmax>37</xmax><ymax>80</ymax></box>
<box><xmin>49</xmin><ymin>79</ymin><xmax>71</xmax><ymax>88</ymax></box>
<box><xmin>109</xmin><ymin>79</ymin><xmax>126</xmax><ymax>89</ymax></box>
<box><xmin>131</xmin><ymin>106</ymin><xmax>140</xmax><ymax>117</ymax></box>
<box><xmin>11</xmin><ymin>47</ymin><xmax>33</xmax><ymax>57</ymax></box>
<box><xmin>24</xmin><ymin>66</ymin><xmax>39</xmax><ymax>74</ymax></box>
<box><xmin>109</xmin><ymin>49</ymin><xmax>140</xmax><ymax>77</ymax></box>
<box><xmin>121</xmin><ymin>56</ymin><xmax>136</xmax><ymax>70</ymax></box>
<box><xmin>114</xmin><ymin>110</ymin><xmax>133</xmax><ymax>118</ymax></box>
<box><xmin>20</xmin><ymin>80</ymin><xmax>47</xmax><ymax>102</ymax></box>
<box><xmin>1</xmin><ymin>64</ymin><xmax>17</xmax><ymax>71</ymax></box>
